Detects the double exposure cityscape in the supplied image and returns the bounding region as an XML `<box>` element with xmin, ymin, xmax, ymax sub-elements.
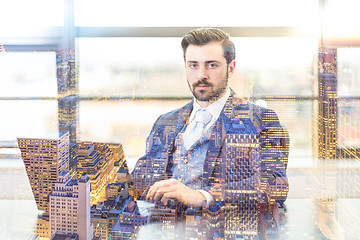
<box><xmin>1</xmin><ymin>1</ymin><xmax>360</xmax><ymax>240</ymax></box>
<box><xmin>0</xmin><ymin>41</ymin><xmax>358</xmax><ymax>239</ymax></box>
<box><xmin>15</xmin><ymin>49</ymin><xmax>290</xmax><ymax>240</ymax></box>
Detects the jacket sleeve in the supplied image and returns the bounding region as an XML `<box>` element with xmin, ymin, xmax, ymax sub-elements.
<box><xmin>130</xmin><ymin>116</ymin><xmax>162</xmax><ymax>197</ymax></box>
<box><xmin>130</xmin><ymin>114</ymin><xmax>178</xmax><ymax>198</ymax></box>
<box><xmin>258</xmin><ymin>108</ymin><xmax>289</xmax><ymax>204</ymax></box>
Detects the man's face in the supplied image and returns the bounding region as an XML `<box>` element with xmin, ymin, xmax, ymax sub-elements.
<box><xmin>185</xmin><ymin>41</ymin><xmax>235</xmax><ymax>107</ymax></box>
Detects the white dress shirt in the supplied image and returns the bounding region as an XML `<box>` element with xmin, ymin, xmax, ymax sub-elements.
<box><xmin>189</xmin><ymin>88</ymin><xmax>231</xmax><ymax>207</ymax></box>
<box><xmin>189</xmin><ymin>88</ymin><xmax>231</xmax><ymax>132</ymax></box>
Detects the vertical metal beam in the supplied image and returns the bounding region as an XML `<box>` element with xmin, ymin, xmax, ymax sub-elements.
<box><xmin>63</xmin><ymin>0</ymin><xmax>75</xmax><ymax>50</ymax></box>
<box><xmin>58</xmin><ymin>0</ymin><xmax>79</xmax><ymax>176</ymax></box>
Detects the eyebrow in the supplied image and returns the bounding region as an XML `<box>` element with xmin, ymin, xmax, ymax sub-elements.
<box><xmin>186</xmin><ymin>60</ymin><xmax>221</xmax><ymax>64</ymax></box>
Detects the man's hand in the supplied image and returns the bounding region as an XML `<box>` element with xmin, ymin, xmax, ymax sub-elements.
<box><xmin>145</xmin><ymin>179</ymin><xmax>206</xmax><ymax>207</ymax></box>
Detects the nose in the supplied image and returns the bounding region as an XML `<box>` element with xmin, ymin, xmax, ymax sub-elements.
<box><xmin>197</xmin><ymin>65</ymin><xmax>208</xmax><ymax>81</ymax></box>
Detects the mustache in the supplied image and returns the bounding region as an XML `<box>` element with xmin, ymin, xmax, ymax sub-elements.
<box><xmin>193</xmin><ymin>80</ymin><xmax>213</xmax><ymax>88</ymax></box>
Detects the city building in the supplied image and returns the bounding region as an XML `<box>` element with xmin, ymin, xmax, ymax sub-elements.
<box><xmin>318</xmin><ymin>47</ymin><xmax>338</xmax><ymax>160</ymax></box>
<box><xmin>106</xmin><ymin>182</ymin><xmax>129</xmax><ymax>200</ymax></box>
<box><xmin>17</xmin><ymin>132</ymin><xmax>70</xmax><ymax>211</ymax></box>
<box><xmin>58</xmin><ymin>95</ymin><xmax>79</xmax><ymax>144</ymax></box>
<box><xmin>222</xmin><ymin>131</ymin><xmax>261</xmax><ymax>204</ymax></box>
<box><xmin>184</xmin><ymin>208</ymin><xmax>203</xmax><ymax>239</ymax></box>
<box><xmin>107</xmin><ymin>143</ymin><xmax>126</xmax><ymax>167</ymax></box>
<box><xmin>116</xmin><ymin>163</ymin><xmax>131</xmax><ymax>184</ymax></box>
<box><xmin>76</xmin><ymin>142</ymin><xmax>121</xmax><ymax>204</ymax></box>
<box><xmin>111</xmin><ymin>200</ymin><xmax>148</xmax><ymax>240</ymax></box>
<box><xmin>49</xmin><ymin>171</ymin><xmax>93</xmax><ymax>240</ymax></box>
<box><xmin>51</xmin><ymin>233</ymin><xmax>79</xmax><ymax>240</ymax></box>
<box><xmin>36</xmin><ymin>214</ymin><xmax>50</xmax><ymax>240</ymax></box>
<box><xmin>56</xmin><ymin>49</ymin><xmax>78</xmax><ymax>98</ymax></box>
<box><xmin>201</xmin><ymin>205</ymin><xmax>225</xmax><ymax>239</ymax></box>
<box><xmin>91</xmin><ymin>197</ymin><xmax>124</xmax><ymax>240</ymax></box>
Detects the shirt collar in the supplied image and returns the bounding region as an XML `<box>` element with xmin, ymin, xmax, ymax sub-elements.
<box><xmin>190</xmin><ymin>87</ymin><xmax>231</xmax><ymax>123</ymax></box>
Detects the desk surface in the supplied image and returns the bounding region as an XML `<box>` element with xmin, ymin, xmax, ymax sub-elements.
<box><xmin>1</xmin><ymin>156</ymin><xmax>360</xmax><ymax>240</ymax></box>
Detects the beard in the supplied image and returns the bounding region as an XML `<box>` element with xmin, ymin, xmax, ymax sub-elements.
<box><xmin>189</xmin><ymin>71</ymin><xmax>228</xmax><ymax>102</ymax></box>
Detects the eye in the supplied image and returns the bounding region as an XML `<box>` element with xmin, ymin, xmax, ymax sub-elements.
<box><xmin>188</xmin><ymin>63</ymin><xmax>198</xmax><ymax>69</ymax></box>
<box><xmin>208</xmin><ymin>63</ymin><xmax>217</xmax><ymax>69</ymax></box>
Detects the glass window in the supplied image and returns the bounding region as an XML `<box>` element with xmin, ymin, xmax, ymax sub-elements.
<box><xmin>78</xmin><ymin>37</ymin><xmax>316</xmax><ymax>98</ymax></box>
<box><xmin>337</xmin><ymin>47</ymin><xmax>360</xmax><ymax>155</ymax></box>
<box><xmin>231</xmin><ymin>37</ymin><xmax>316</xmax><ymax>98</ymax></box>
<box><xmin>79</xmin><ymin>100</ymin><xmax>188</xmax><ymax>158</ymax></box>
<box><xmin>75</xmin><ymin>0</ymin><xmax>317</xmax><ymax>28</ymax></box>
<box><xmin>0</xmin><ymin>52</ymin><xmax>57</xmax><ymax>98</ymax></box>
<box><xmin>0</xmin><ymin>0</ymin><xmax>64</xmax><ymax>33</ymax></box>
<box><xmin>321</xmin><ymin>0</ymin><xmax>360</xmax><ymax>41</ymax></box>
<box><xmin>77</xmin><ymin>37</ymin><xmax>187</xmax><ymax>98</ymax></box>
<box><xmin>78</xmin><ymin>36</ymin><xmax>316</xmax><ymax>163</ymax></box>
<box><xmin>263</xmin><ymin>99</ymin><xmax>313</xmax><ymax>161</ymax></box>
<box><xmin>338</xmin><ymin>99</ymin><xmax>360</xmax><ymax>149</ymax></box>
<box><xmin>337</xmin><ymin>48</ymin><xmax>360</xmax><ymax>97</ymax></box>
<box><xmin>0</xmin><ymin>100</ymin><xmax>58</xmax><ymax>142</ymax></box>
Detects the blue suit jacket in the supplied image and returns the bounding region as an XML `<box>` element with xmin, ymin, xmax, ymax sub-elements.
<box><xmin>131</xmin><ymin>90</ymin><xmax>288</xmax><ymax>204</ymax></box>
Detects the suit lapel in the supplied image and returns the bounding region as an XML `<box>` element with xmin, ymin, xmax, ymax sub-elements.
<box><xmin>202</xmin><ymin>91</ymin><xmax>235</xmax><ymax>186</ymax></box>
<box><xmin>167</xmin><ymin>91</ymin><xmax>250</xmax><ymax>186</ymax></box>
<box><xmin>166</xmin><ymin>100</ymin><xmax>193</xmax><ymax>151</ymax></box>
<box><xmin>202</xmin><ymin>118</ymin><xmax>225</xmax><ymax>186</ymax></box>
<box><xmin>165</xmin><ymin>100</ymin><xmax>193</xmax><ymax>174</ymax></box>
<box><xmin>201</xmin><ymin>90</ymin><xmax>250</xmax><ymax>186</ymax></box>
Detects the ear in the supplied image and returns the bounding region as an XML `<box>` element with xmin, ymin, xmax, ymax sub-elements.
<box><xmin>228</xmin><ymin>60</ymin><xmax>236</xmax><ymax>78</ymax></box>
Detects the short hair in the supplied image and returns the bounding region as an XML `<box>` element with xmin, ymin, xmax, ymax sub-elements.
<box><xmin>181</xmin><ymin>28</ymin><xmax>236</xmax><ymax>65</ymax></box>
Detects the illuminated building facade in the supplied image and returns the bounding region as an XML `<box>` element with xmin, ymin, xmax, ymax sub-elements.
<box><xmin>76</xmin><ymin>142</ymin><xmax>120</xmax><ymax>204</ymax></box>
<box><xmin>184</xmin><ymin>208</ymin><xmax>203</xmax><ymax>239</ymax></box>
<box><xmin>258</xmin><ymin>203</ymin><xmax>281</xmax><ymax>240</ymax></box>
<box><xmin>337</xmin><ymin>100</ymin><xmax>360</xmax><ymax>159</ymax></box>
<box><xmin>149</xmin><ymin>204</ymin><xmax>177</xmax><ymax>230</ymax></box>
<box><xmin>111</xmin><ymin>201</ymin><xmax>148</xmax><ymax>240</ymax></box>
<box><xmin>91</xmin><ymin>216</ymin><xmax>107</xmax><ymax>240</ymax></box>
<box><xmin>222</xmin><ymin>133</ymin><xmax>260</xmax><ymax>204</ymax></box>
<box><xmin>91</xmin><ymin>199</ymin><xmax>123</xmax><ymax>240</ymax></box>
<box><xmin>56</xmin><ymin>49</ymin><xmax>79</xmax><ymax>177</ymax></box>
<box><xmin>49</xmin><ymin>171</ymin><xmax>93</xmax><ymax>240</ymax></box>
<box><xmin>318</xmin><ymin>47</ymin><xmax>338</xmax><ymax>160</ymax></box>
<box><xmin>56</xmin><ymin>49</ymin><xmax>78</xmax><ymax>97</ymax></box>
<box><xmin>131</xmin><ymin>123</ymin><xmax>177</xmax><ymax>199</ymax></box>
<box><xmin>200</xmin><ymin>206</ymin><xmax>225</xmax><ymax>239</ymax></box>
<box><xmin>107</xmin><ymin>143</ymin><xmax>126</xmax><ymax>167</ymax></box>
<box><xmin>58</xmin><ymin>95</ymin><xmax>79</xmax><ymax>145</ymax></box>
<box><xmin>17</xmin><ymin>132</ymin><xmax>70</xmax><ymax>211</ymax></box>
<box><xmin>36</xmin><ymin>214</ymin><xmax>50</xmax><ymax>239</ymax></box>
<box><xmin>252</xmin><ymin>106</ymin><xmax>289</xmax><ymax>203</ymax></box>
<box><xmin>222</xmin><ymin>131</ymin><xmax>260</xmax><ymax>239</ymax></box>
<box><xmin>58</xmin><ymin>95</ymin><xmax>79</xmax><ymax>177</ymax></box>
<box><xmin>106</xmin><ymin>182</ymin><xmax>129</xmax><ymax>200</ymax></box>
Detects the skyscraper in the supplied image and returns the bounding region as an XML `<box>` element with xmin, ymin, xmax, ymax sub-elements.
<box><xmin>56</xmin><ymin>49</ymin><xmax>78</xmax><ymax>97</ymax></box>
<box><xmin>17</xmin><ymin>132</ymin><xmax>70</xmax><ymax>211</ymax></box>
<box><xmin>49</xmin><ymin>171</ymin><xmax>93</xmax><ymax>240</ymax></box>
<box><xmin>222</xmin><ymin>131</ymin><xmax>260</xmax><ymax>239</ymax></box>
<box><xmin>318</xmin><ymin>47</ymin><xmax>338</xmax><ymax>160</ymax></box>
<box><xmin>58</xmin><ymin>94</ymin><xmax>79</xmax><ymax>144</ymax></box>
<box><xmin>56</xmin><ymin>49</ymin><xmax>79</xmax><ymax>176</ymax></box>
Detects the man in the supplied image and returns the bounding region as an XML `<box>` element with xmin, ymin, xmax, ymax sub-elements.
<box><xmin>131</xmin><ymin>28</ymin><xmax>288</xmax><ymax>209</ymax></box>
